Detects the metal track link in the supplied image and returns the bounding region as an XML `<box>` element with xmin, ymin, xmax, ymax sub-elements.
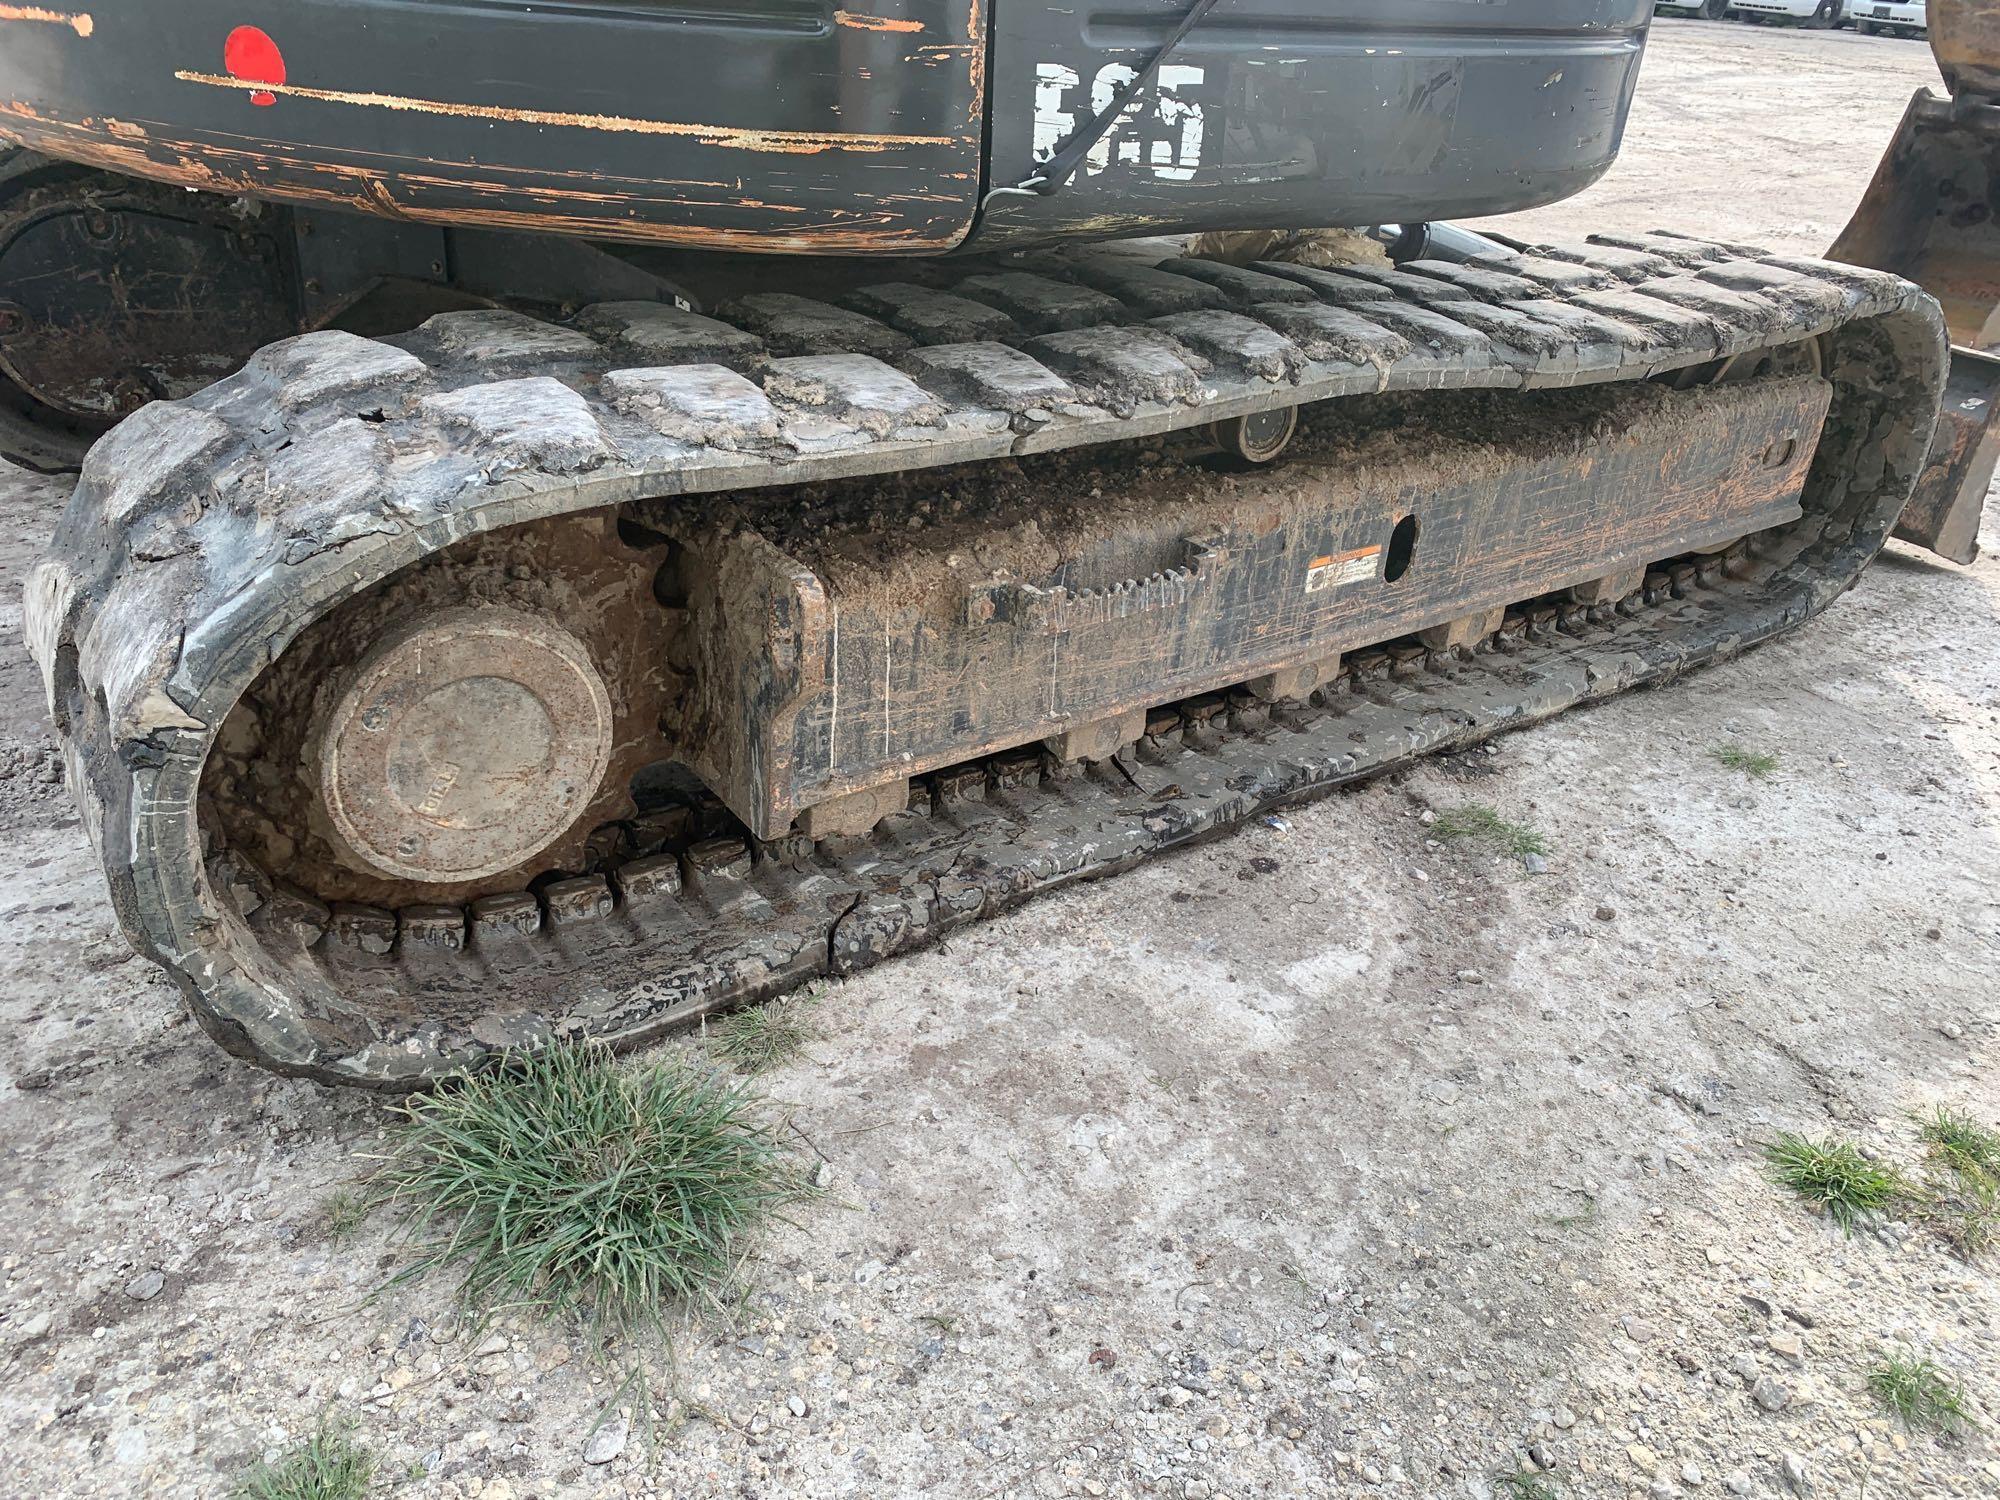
<box><xmin>24</xmin><ymin>230</ymin><xmax>1945</xmax><ymax>1085</ymax></box>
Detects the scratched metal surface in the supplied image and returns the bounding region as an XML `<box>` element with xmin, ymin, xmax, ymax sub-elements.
<box><xmin>0</xmin><ymin>1</ymin><xmax>1656</xmax><ymax>253</ymax></box>
<box><xmin>0</xmin><ymin>0</ymin><xmax>984</xmax><ymax>251</ymax></box>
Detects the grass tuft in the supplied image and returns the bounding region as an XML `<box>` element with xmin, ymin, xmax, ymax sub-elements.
<box><xmin>706</xmin><ymin>990</ymin><xmax>821</xmax><ymax>1076</ymax></box>
<box><xmin>1494</xmin><ymin>1472</ymin><xmax>1561</xmax><ymax>1500</ymax></box>
<box><xmin>1917</xmin><ymin>1106</ymin><xmax>2000</xmax><ymax>1181</ymax></box>
<box><xmin>1431</xmin><ymin>803</ymin><xmax>1548</xmax><ymax>859</ymax></box>
<box><xmin>232</xmin><ymin>1427</ymin><xmax>373</xmax><ymax>1500</ymax></box>
<box><xmin>320</xmin><ymin>1189</ymin><xmax>370</xmax><ymax>1245</ymax></box>
<box><xmin>1763</xmin><ymin>1133</ymin><xmax>1907</xmax><ymax>1235</ymax></box>
<box><xmin>374</xmin><ymin>1044</ymin><xmax>800</xmax><ymax>1336</ymax></box>
<box><xmin>1712</xmin><ymin>743</ymin><xmax>1779</xmax><ymax>778</ymax></box>
<box><xmin>1552</xmin><ymin>1193</ymin><xmax>1599</xmax><ymax>1232</ymax></box>
<box><xmin>1912</xmin><ymin>1106</ymin><xmax>2000</xmax><ymax>1260</ymax></box>
<box><xmin>1867</xmin><ymin>1351</ymin><xmax>1972</xmax><ymax>1433</ymax></box>
<box><xmin>1920</xmin><ymin>1170</ymin><xmax>2000</xmax><ymax>1260</ymax></box>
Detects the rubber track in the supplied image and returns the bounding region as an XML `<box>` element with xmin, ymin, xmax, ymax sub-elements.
<box><xmin>23</xmin><ymin>231</ymin><xmax>1945</xmax><ymax>1085</ymax></box>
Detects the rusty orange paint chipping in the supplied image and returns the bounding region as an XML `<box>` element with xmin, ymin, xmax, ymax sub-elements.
<box><xmin>0</xmin><ymin>103</ymin><xmax>974</xmax><ymax>253</ymax></box>
<box><xmin>965</xmin><ymin>0</ymin><xmax>986</xmax><ymax>132</ymax></box>
<box><xmin>833</xmin><ymin>9</ymin><xmax>925</xmax><ymax>31</ymax></box>
<box><xmin>0</xmin><ymin>4</ymin><xmax>92</xmax><ymax>34</ymax></box>
<box><xmin>172</xmin><ymin>71</ymin><xmax>954</xmax><ymax>154</ymax></box>
<box><xmin>2</xmin><ymin>98</ymin><xmax>972</xmax><ymax>198</ymax></box>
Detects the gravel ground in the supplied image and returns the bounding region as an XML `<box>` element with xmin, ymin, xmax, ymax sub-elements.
<box><xmin>2</xmin><ymin>18</ymin><xmax>1996</xmax><ymax>1500</ymax></box>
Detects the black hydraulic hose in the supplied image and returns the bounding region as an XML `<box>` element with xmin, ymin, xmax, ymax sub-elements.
<box><xmin>1372</xmin><ymin>222</ymin><xmax>1521</xmax><ymax>265</ymax></box>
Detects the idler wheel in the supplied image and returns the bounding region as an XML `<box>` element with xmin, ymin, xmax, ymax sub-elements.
<box><xmin>315</xmin><ymin>606</ymin><xmax>615</xmax><ymax>884</ymax></box>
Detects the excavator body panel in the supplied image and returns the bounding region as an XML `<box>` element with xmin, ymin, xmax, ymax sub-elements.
<box><xmin>0</xmin><ymin>2</ymin><xmax>1651</xmax><ymax>253</ymax></box>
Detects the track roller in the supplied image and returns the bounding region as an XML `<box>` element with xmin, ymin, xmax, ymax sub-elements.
<box><xmin>1206</xmin><ymin>405</ymin><xmax>1299</xmax><ymax>463</ymax></box>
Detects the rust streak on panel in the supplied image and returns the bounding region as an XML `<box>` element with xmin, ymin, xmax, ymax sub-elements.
<box><xmin>0</xmin><ymin>105</ymin><xmax>972</xmax><ymax>251</ymax></box>
<box><xmin>4</xmin><ymin>103</ymin><xmax>747</xmax><ymax>194</ymax></box>
<box><xmin>965</xmin><ymin>0</ymin><xmax>986</xmax><ymax>131</ymax></box>
<box><xmin>6</xmin><ymin>103</ymin><xmax>972</xmax><ymax>195</ymax></box>
<box><xmin>0</xmin><ymin>4</ymin><xmax>92</xmax><ymax>35</ymax></box>
<box><xmin>832</xmin><ymin>9</ymin><xmax>925</xmax><ymax>31</ymax></box>
<box><xmin>170</xmin><ymin>72</ymin><xmax>957</xmax><ymax>153</ymax></box>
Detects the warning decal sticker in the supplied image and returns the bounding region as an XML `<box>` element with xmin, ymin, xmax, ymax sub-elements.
<box><xmin>1305</xmin><ymin>544</ymin><xmax>1382</xmax><ymax>594</ymax></box>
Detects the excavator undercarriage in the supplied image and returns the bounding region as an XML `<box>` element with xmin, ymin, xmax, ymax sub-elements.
<box><xmin>24</xmin><ymin>234</ymin><xmax>1944</xmax><ymax>1083</ymax></box>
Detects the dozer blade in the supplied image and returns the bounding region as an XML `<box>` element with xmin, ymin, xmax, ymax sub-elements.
<box><xmin>1832</xmin><ymin>91</ymin><xmax>2000</xmax><ymax>348</ymax></box>
<box><xmin>1901</xmin><ymin>345</ymin><xmax>2000</xmax><ymax>564</ymax></box>
<box><xmin>1929</xmin><ymin>0</ymin><xmax>2000</xmax><ymax>98</ymax></box>
<box><xmin>1831</xmin><ymin>13</ymin><xmax>2000</xmax><ymax>563</ymax></box>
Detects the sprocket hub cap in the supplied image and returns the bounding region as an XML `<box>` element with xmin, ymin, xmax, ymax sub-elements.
<box><xmin>316</xmin><ymin>606</ymin><xmax>614</xmax><ymax>883</ymax></box>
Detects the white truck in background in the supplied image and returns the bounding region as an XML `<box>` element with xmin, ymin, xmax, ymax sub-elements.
<box><xmin>1851</xmin><ymin>1</ymin><xmax>1929</xmax><ymax>35</ymax></box>
<box><xmin>1655</xmin><ymin>0</ymin><xmax>1927</xmax><ymax>29</ymax></box>
<box><xmin>1728</xmin><ymin>0</ymin><xmax>1848</xmax><ymax>25</ymax></box>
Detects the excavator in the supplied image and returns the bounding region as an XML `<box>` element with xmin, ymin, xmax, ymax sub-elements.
<box><xmin>0</xmin><ymin>2</ymin><xmax>1976</xmax><ymax>1084</ymax></box>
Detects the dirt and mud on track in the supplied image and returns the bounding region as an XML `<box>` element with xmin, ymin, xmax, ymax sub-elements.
<box><xmin>0</xmin><ymin>20</ymin><xmax>1996</xmax><ymax>1500</ymax></box>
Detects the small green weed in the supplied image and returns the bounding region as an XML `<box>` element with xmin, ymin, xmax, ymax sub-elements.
<box><xmin>1431</xmin><ymin>803</ymin><xmax>1548</xmax><ymax>859</ymax></box>
<box><xmin>1763</xmin><ymin>1133</ymin><xmax>1907</xmax><ymax>1234</ymax></box>
<box><xmin>706</xmin><ymin>990</ymin><xmax>821</xmax><ymax>1075</ymax></box>
<box><xmin>1867</xmin><ymin>1351</ymin><xmax>1972</xmax><ymax>1433</ymax></box>
<box><xmin>320</xmin><ymin>1189</ymin><xmax>370</xmax><ymax>1244</ymax></box>
<box><xmin>1908</xmin><ymin>1106</ymin><xmax>2000</xmax><ymax>1259</ymax></box>
<box><xmin>374</xmin><ymin>1043</ymin><xmax>801</xmax><ymax>1337</ymax></box>
<box><xmin>1917</xmin><ymin>1106</ymin><xmax>2000</xmax><ymax>1182</ymax></box>
<box><xmin>232</xmin><ymin>1427</ymin><xmax>373</xmax><ymax>1500</ymax></box>
<box><xmin>1712</xmin><ymin>743</ymin><xmax>1779</xmax><ymax>778</ymax></box>
<box><xmin>1924</xmin><ymin>1171</ymin><xmax>2000</xmax><ymax>1259</ymax></box>
<box><xmin>1494</xmin><ymin>1472</ymin><xmax>1561</xmax><ymax>1500</ymax></box>
<box><xmin>1552</xmin><ymin>1193</ymin><xmax>1599</xmax><ymax>1232</ymax></box>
